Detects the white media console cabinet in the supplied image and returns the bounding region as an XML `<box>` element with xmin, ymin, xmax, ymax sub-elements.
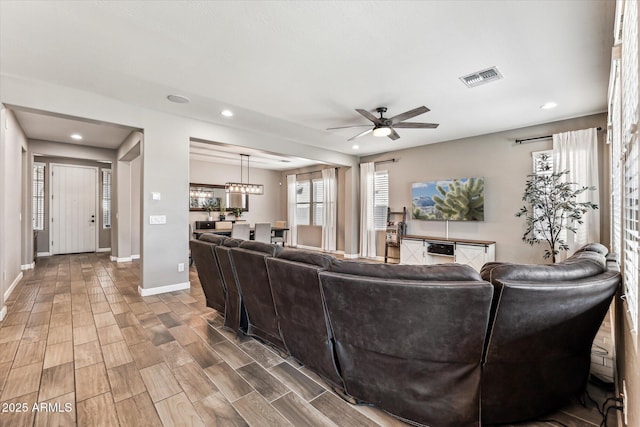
<box><xmin>400</xmin><ymin>235</ymin><xmax>496</xmax><ymax>272</ymax></box>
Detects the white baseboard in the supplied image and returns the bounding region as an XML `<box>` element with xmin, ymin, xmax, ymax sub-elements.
<box><xmin>96</xmin><ymin>247</ymin><xmax>111</xmax><ymax>253</ymax></box>
<box><xmin>110</xmin><ymin>256</ymin><xmax>132</xmax><ymax>263</ymax></box>
<box><xmin>37</xmin><ymin>252</ymin><xmax>51</xmax><ymax>257</ymax></box>
<box><xmin>0</xmin><ymin>305</ymin><xmax>6</xmax><ymax>321</ymax></box>
<box><xmin>20</xmin><ymin>263</ymin><xmax>35</xmax><ymax>270</ymax></box>
<box><xmin>131</xmin><ymin>254</ymin><xmax>140</xmax><ymax>260</ymax></box>
<box><xmin>343</xmin><ymin>253</ymin><xmax>360</xmax><ymax>259</ymax></box>
<box><xmin>4</xmin><ymin>272</ymin><xmax>23</xmax><ymax>301</ymax></box>
<box><xmin>138</xmin><ymin>281</ymin><xmax>190</xmax><ymax>297</ymax></box>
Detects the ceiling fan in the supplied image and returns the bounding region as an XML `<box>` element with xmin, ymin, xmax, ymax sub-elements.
<box><xmin>327</xmin><ymin>106</ymin><xmax>439</xmax><ymax>141</ymax></box>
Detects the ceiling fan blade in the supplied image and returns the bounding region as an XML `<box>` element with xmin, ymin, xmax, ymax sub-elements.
<box><xmin>387</xmin><ymin>128</ymin><xmax>400</xmax><ymax>140</ymax></box>
<box><xmin>326</xmin><ymin>124</ymin><xmax>373</xmax><ymax>130</ymax></box>
<box><xmin>347</xmin><ymin>128</ymin><xmax>373</xmax><ymax>141</ymax></box>
<box><xmin>356</xmin><ymin>108</ymin><xmax>381</xmax><ymax>124</ymax></box>
<box><xmin>393</xmin><ymin>122</ymin><xmax>439</xmax><ymax>129</ymax></box>
<box><xmin>389</xmin><ymin>106</ymin><xmax>430</xmax><ymax>124</ymax></box>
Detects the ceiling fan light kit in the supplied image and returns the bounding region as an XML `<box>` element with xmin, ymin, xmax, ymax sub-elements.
<box><xmin>327</xmin><ymin>105</ymin><xmax>439</xmax><ymax>141</ymax></box>
<box><xmin>373</xmin><ymin>126</ymin><xmax>392</xmax><ymax>137</ymax></box>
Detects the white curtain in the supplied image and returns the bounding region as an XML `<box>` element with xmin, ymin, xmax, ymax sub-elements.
<box><xmin>360</xmin><ymin>162</ymin><xmax>377</xmax><ymax>258</ymax></box>
<box><xmin>286</xmin><ymin>174</ymin><xmax>297</xmax><ymax>247</ymax></box>
<box><xmin>321</xmin><ymin>168</ymin><xmax>337</xmax><ymax>252</ymax></box>
<box><xmin>553</xmin><ymin>127</ymin><xmax>600</xmax><ymax>261</ymax></box>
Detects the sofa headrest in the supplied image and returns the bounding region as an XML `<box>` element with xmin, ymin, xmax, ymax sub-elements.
<box><xmin>573</xmin><ymin>242</ymin><xmax>609</xmax><ymax>256</ymax></box>
<box><xmin>198</xmin><ymin>234</ymin><xmax>228</xmax><ymax>245</ymax></box>
<box><xmin>275</xmin><ymin>249</ymin><xmax>335</xmax><ymax>269</ymax></box>
<box><xmin>222</xmin><ymin>238</ymin><xmax>242</xmax><ymax>248</ymax></box>
<box><xmin>238</xmin><ymin>240</ymin><xmax>281</xmax><ymax>256</ymax></box>
<box><xmin>330</xmin><ymin>260</ymin><xmax>482</xmax><ymax>281</ymax></box>
<box><xmin>480</xmin><ymin>252</ymin><xmax>607</xmax><ymax>283</ymax></box>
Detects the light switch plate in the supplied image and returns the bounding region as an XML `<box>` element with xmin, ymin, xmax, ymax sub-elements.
<box><xmin>149</xmin><ymin>215</ymin><xmax>166</xmax><ymax>225</ymax></box>
<box><xmin>152</xmin><ymin>192</ymin><xmax>161</xmax><ymax>200</ymax></box>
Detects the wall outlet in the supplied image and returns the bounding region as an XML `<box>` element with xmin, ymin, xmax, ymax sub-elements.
<box><xmin>178</xmin><ymin>263</ymin><xmax>185</xmax><ymax>272</ymax></box>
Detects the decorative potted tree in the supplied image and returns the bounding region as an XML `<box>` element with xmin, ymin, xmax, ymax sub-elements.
<box><xmin>516</xmin><ymin>153</ymin><xmax>598</xmax><ymax>263</ymax></box>
<box><xmin>219</xmin><ymin>201</ymin><xmax>226</xmax><ymax>221</ymax></box>
<box><xmin>232</xmin><ymin>207</ymin><xmax>243</xmax><ymax>219</ymax></box>
<box><xmin>201</xmin><ymin>200</ymin><xmax>217</xmax><ymax>221</ymax></box>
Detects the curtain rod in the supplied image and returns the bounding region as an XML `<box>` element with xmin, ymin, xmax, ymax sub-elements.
<box><xmin>515</xmin><ymin>127</ymin><xmax>602</xmax><ymax>144</ymax></box>
<box><xmin>375</xmin><ymin>158</ymin><xmax>396</xmax><ymax>165</ymax></box>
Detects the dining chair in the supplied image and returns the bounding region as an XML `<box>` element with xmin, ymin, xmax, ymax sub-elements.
<box><xmin>272</xmin><ymin>220</ymin><xmax>287</xmax><ymax>246</ymax></box>
<box><xmin>253</xmin><ymin>223</ymin><xmax>272</xmax><ymax>243</ymax></box>
<box><xmin>215</xmin><ymin>221</ymin><xmax>233</xmax><ymax>230</ymax></box>
<box><xmin>231</xmin><ymin>222</ymin><xmax>250</xmax><ymax>240</ymax></box>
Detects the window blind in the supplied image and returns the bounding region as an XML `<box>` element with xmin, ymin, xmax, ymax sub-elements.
<box><xmin>32</xmin><ymin>163</ymin><xmax>45</xmax><ymax>231</ymax></box>
<box><xmin>102</xmin><ymin>169</ymin><xmax>112</xmax><ymax>228</ymax></box>
<box><xmin>621</xmin><ymin>0</ymin><xmax>639</xmax><ymax>334</ymax></box>
<box><xmin>296</xmin><ymin>180</ymin><xmax>310</xmax><ymax>226</ymax></box>
<box><xmin>312</xmin><ymin>178</ymin><xmax>324</xmax><ymax>226</ymax></box>
<box><xmin>374</xmin><ymin>170</ymin><xmax>389</xmax><ymax>230</ymax></box>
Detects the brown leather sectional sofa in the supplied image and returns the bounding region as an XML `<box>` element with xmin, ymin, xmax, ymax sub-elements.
<box><xmin>190</xmin><ymin>235</ymin><xmax>620</xmax><ymax>427</ymax></box>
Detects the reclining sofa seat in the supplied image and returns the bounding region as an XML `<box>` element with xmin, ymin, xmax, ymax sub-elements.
<box><xmin>213</xmin><ymin>238</ymin><xmax>245</xmax><ymax>332</ymax></box>
<box><xmin>479</xmin><ymin>244</ymin><xmax>620</xmax><ymax>424</ymax></box>
<box><xmin>319</xmin><ymin>261</ymin><xmax>494</xmax><ymax>427</ymax></box>
<box><xmin>189</xmin><ymin>234</ymin><xmax>228</xmax><ymax>312</ymax></box>
<box><xmin>265</xmin><ymin>249</ymin><xmax>344</xmax><ymax>390</ymax></box>
<box><xmin>230</xmin><ymin>241</ymin><xmax>286</xmax><ymax>352</ymax></box>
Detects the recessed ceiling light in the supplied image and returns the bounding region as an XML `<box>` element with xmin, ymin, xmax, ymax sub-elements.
<box><xmin>221</xmin><ymin>109</ymin><xmax>234</xmax><ymax>117</ymax></box>
<box><xmin>540</xmin><ymin>102</ymin><xmax>557</xmax><ymax>110</ymax></box>
<box><xmin>70</xmin><ymin>133</ymin><xmax>82</xmax><ymax>140</ymax></box>
<box><xmin>352</xmin><ymin>144</ymin><xmax>359</xmax><ymax>150</ymax></box>
<box><xmin>167</xmin><ymin>94</ymin><xmax>190</xmax><ymax>104</ymax></box>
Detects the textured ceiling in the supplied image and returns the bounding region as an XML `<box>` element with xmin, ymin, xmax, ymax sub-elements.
<box><xmin>0</xmin><ymin>1</ymin><xmax>615</xmax><ymax>160</ymax></box>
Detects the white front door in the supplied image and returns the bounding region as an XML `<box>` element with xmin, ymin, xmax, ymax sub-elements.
<box><xmin>50</xmin><ymin>164</ymin><xmax>98</xmax><ymax>254</ymax></box>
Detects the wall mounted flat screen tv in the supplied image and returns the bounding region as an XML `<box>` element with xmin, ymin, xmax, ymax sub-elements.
<box><xmin>412</xmin><ymin>177</ymin><xmax>484</xmax><ymax>221</ymax></box>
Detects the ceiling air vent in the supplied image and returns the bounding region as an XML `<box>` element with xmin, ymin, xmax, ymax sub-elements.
<box><xmin>460</xmin><ymin>66</ymin><xmax>503</xmax><ymax>88</ymax></box>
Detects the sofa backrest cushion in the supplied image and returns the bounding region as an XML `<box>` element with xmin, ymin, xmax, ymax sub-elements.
<box><xmin>222</xmin><ymin>238</ymin><xmax>242</xmax><ymax>248</ymax></box>
<box><xmin>573</xmin><ymin>242</ymin><xmax>608</xmax><ymax>256</ymax></box>
<box><xmin>275</xmin><ymin>248</ymin><xmax>335</xmax><ymax>269</ymax></box>
<box><xmin>330</xmin><ymin>259</ymin><xmax>482</xmax><ymax>281</ymax></box>
<box><xmin>481</xmin><ymin>252</ymin><xmax>607</xmax><ymax>284</ymax></box>
<box><xmin>198</xmin><ymin>233</ymin><xmax>228</xmax><ymax>245</ymax></box>
<box><xmin>238</xmin><ymin>240</ymin><xmax>281</xmax><ymax>256</ymax></box>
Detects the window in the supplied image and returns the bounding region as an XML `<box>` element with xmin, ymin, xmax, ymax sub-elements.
<box><xmin>623</xmin><ymin>139</ymin><xmax>638</xmax><ymax>334</ymax></box>
<box><xmin>373</xmin><ymin>170</ymin><xmax>389</xmax><ymax>230</ymax></box>
<box><xmin>295</xmin><ymin>180</ymin><xmax>310</xmax><ymax>226</ymax></box>
<box><xmin>32</xmin><ymin>163</ymin><xmax>45</xmax><ymax>230</ymax></box>
<box><xmin>102</xmin><ymin>169</ymin><xmax>112</xmax><ymax>228</ymax></box>
<box><xmin>611</xmin><ymin>0</ymin><xmax>639</xmax><ymax>336</ymax></box>
<box><xmin>295</xmin><ymin>178</ymin><xmax>324</xmax><ymax>226</ymax></box>
<box><xmin>313</xmin><ymin>178</ymin><xmax>324</xmax><ymax>226</ymax></box>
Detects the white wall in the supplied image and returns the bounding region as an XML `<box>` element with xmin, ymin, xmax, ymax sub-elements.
<box><xmin>362</xmin><ymin>113</ymin><xmax>608</xmax><ymax>264</ymax></box>
<box><xmin>0</xmin><ymin>108</ymin><xmax>28</xmax><ymax>318</ymax></box>
<box><xmin>189</xmin><ymin>159</ymin><xmax>282</xmax><ymax>228</ymax></box>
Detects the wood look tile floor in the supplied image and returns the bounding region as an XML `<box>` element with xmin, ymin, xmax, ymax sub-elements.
<box><xmin>0</xmin><ymin>253</ymin><xmax>616</xmax><ymax>427</ymax></box>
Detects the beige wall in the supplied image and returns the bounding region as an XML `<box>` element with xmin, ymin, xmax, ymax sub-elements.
<box><xmin>362</xmin><ymin>113</ymin><xmax>608</xmax><ymax>264</ymax></box>
<box><xmin>0</xmin><ymin>108</ymin><xmax>28</xmax><ymax>318</ymax></box>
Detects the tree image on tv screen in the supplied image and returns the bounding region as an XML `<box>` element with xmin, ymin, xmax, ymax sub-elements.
<box><xmin>412</xmin><ymin>177</ymin><xmax>484</xmax><ymax>221</ymax></box>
